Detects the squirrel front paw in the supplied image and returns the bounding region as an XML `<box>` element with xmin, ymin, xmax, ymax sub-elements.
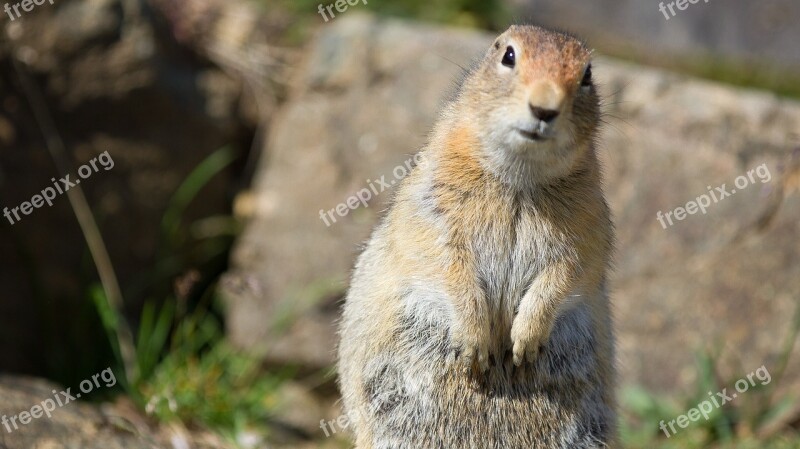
<box><xmin>446</xmin><ymin>322</ymin><xmax>491</xmax><ymax>373</ymax></box>
<box><xmin>510</xmin><ymin>313</ymin><xmax>553</xmax><ymax>366</ymax></box>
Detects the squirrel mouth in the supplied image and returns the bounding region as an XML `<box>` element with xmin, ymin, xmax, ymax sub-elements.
<box><xmin>518</xmin><ymin>129</ymin><xmax>552</xmax><ymax>141</ymax></box>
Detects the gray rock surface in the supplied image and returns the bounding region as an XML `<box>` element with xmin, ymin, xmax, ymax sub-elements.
<box><xmin>221</xmin><ymin>14</ymin><xmax>800</xmax><ymax>395</ymax></box>
<box><xmin>221</xmin><ymin>15</ymin><xmax>490</xmax><ymax>369</ymax></box>
<box><xmin>0</xmin><ymin>375</ymin><xmax>243</xmax><ymax>449</ymax></box>
<box><xmin>504</xmin><ymin>0</ymin><xmax>800</xmax><ymax>71</ymax></box>
<box><xmin>0</xmin><ymin>376</ymin><xmax>155</xmax><ymax>449</ymax></box>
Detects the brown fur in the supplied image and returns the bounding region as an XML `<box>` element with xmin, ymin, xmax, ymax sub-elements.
<box><xmin>338</xmin><ymin>25</ymin><xmax>616</xmax><ymax>448</ymax></box>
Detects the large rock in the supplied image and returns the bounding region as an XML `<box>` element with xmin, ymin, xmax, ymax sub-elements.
<box><xmin>597</xmin><ymin>62</ymin><xmax>800</xmax><ymax>393</ymax></box>
<box><xmin>504</xmin><ymin>0</ymin><xmax>800</xmax><ymax>72</ymax></box>
<box><xmin>0</xmin><ymin>376</ymin><xmax>155</xmax><ymax>449</ymax></box>
<box><xmin>221</xmin><ymin>14</ymin><xmax>490</xmax><ymax>369</ymax></box>
<box><xmin>222</xmin><ymin>14</ymin><xmax>800</xmax><ymax>396</ymax></box>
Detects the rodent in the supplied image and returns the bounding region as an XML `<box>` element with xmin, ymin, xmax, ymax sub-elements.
<box><xmin>337</xmin><ymin>24</ymin><xmax>616</xmax><ymax>448</ymax></box>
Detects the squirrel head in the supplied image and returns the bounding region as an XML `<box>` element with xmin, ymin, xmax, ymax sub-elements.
<box><xmin>456</xmin><ymin>25</ymin><xmax>600</xmax><ymax>185</ymax></box>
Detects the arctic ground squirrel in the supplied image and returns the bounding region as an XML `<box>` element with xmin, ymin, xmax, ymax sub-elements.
<box><xmin>337</xmin><ymin>24</ymin><xmax>616</xmax><ymax>448</ymax></box>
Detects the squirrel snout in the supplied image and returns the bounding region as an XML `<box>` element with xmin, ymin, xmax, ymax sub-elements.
<box><xmin>529</xmin><ymin>105</ymin><xmax>560</xmax><ymax>124</ymax></box>
<box><xmin>528</xmin><ymin>81</ymin><xmax>565</xmax><ymax>124</ymax></box>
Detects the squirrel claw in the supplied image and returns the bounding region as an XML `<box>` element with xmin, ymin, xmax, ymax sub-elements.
<box><xmin>464</xmin><ymin>346</ymin><xmax>490</xmax><ymax>373</ymax></box>
<box><xmin>511</xmin><ymin>317</ymin><xmax>550</xmax><ymax>366</ymax></box>
<box><xmin>512</xmin><ymin>339</ymin><xmax>540</xmax><ymax>366</ymax></box>
<box><xmin>448</xmin><ymin>335</ymin><xmax>491</xmax><ymax>373</ymax></box>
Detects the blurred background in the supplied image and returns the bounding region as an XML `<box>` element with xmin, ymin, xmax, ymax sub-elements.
<box><xmin>0</xmin><ymin>0</ymin><xmax>798</xmax><ymax>448</ymax></box>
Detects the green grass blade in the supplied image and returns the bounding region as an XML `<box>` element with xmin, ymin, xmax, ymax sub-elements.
<box><xmin>161</xmin><ymin>146</ymin><xmax>238</xmax><ymax>245</ymax></box>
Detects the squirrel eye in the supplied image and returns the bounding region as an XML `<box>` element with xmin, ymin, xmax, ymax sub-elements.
<box><xmin>581</xmin><ymin>64</ymin><xmax>592</xmax><ymax>87</ymax></box>
<box><xmin>501</xmin><ymin>46</ymin><xmax>515</xmax><ymax>68</ymax></box>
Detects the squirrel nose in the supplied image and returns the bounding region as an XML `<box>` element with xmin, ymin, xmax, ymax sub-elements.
<box><xmin>528</xmin><ymin>80</ymin><xmax>564</xmax><ymax>124</ymax></box>
<box><xmin>530</xmin><ymin>105</ymin><xmax>560</xmax><ymax>124</ymax></box>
